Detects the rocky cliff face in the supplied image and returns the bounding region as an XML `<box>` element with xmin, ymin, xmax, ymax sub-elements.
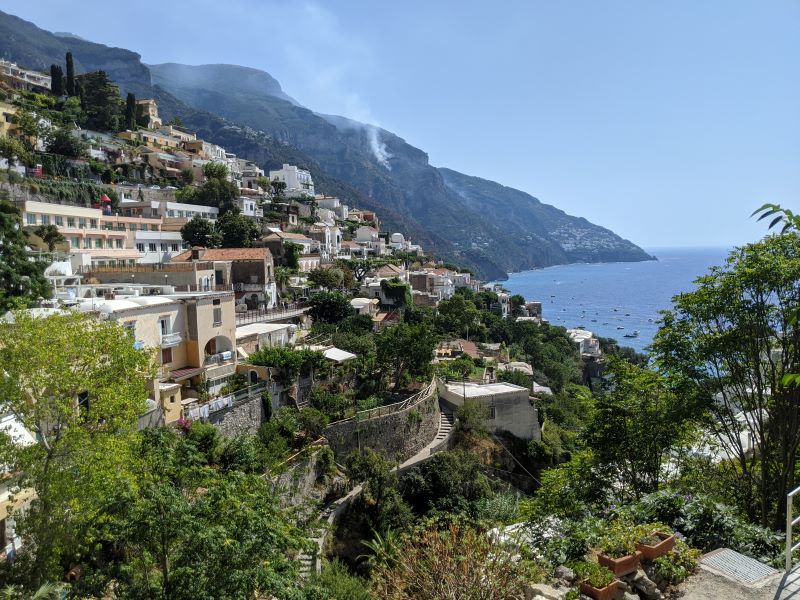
<box><xmin>0</xmin><ymin>9</ymin><xmax>654</xmax><ymax>279</ymax></box>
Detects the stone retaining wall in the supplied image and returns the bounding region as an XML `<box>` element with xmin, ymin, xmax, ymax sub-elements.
<box><xmin>324</xmin><ymin>388</ymin><xmax>439</xmax><ymax>462</ymax></box>
<box><xmin>207</xmin><ymin>393</ymin><xmax>268</xmax><ymax>437</ymax></box>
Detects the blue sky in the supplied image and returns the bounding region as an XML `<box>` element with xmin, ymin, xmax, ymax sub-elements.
<box><xmin>5</xmin><ymin>1</ymin><xmax>798</xmax><ymax>248</ymax></box>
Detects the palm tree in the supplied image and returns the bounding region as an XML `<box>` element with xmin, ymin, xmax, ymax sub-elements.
<box><xmin>274</xmin><ymin>266</ymin><xmax>293</xmax><ymax>299</ymax></box>
<box><xmin>1</xmin><ymin>582</ymin><xmax>63</xmax><ymax>599</ymax></box>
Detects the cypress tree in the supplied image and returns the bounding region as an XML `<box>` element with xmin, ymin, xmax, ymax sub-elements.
<box><xmin>65</xmin><ymin>51</ymin><xmax>75</xmax><ymax>96</ymax></box>
<box><xmin>124</xmin><ymin>92</ymin><xmax>137</xmax><ymax>130</ymax></box>
<box><xmin>49</xmin><ymin>64</ymin><xmax>64</xmax><ymax>96</ymax></box>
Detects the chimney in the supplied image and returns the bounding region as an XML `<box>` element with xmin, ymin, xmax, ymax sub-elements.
<box><xmin>191</xmin><ymin>246</ymin><xmax>205</xmax><ymax>260</ymax></box>
<box><xmin>103</xmin><ymin>291</ymin><xmax>115</xmax><ymax>300</ymax></box>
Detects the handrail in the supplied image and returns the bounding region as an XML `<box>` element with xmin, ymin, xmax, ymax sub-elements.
<box><xmin>326</xmin><ymin>378</ymin><xmax>436</xmax><ymax>426</ymax></box>
<box><xmin>786</xmin><ymin>486</ymin><xmax>800</xmax><ymax>570</ymax></box>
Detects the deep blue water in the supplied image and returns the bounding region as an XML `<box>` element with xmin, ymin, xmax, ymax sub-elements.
<box><xmin>500</xmin><ymin>247</ymin><xmax>731</xmax><ymax>353</ymax></box>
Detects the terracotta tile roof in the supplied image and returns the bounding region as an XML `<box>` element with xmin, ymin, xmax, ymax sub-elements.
<box><xmin>265</xmin><ymin>231</ymin><xmax>313</xmax><ymax>241</ymax></box>
<box><xmin>172</xmin><ymin>248</ymin><xmax>273</xmax><ymax>261</ymax></box>
<box><xmin>377</xmin><ymin>264</ymin><xmax>405</xmax><ymax>276</ymax></box>
<box><xmin>456</xmin><ymin>339</ymin><xmax>481</xmax><ymax>359</ymax></box>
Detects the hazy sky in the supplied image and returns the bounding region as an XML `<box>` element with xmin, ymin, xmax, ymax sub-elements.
<box><xmin>5</xmin><ymin>1</ymin><xmax>798</xmax><ymax>248</ymax></box>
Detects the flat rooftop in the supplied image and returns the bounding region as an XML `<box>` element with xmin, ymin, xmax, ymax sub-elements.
<box><xmin>444</xmin><ymin>381</ymin><xmax>527</xmax><ymax>398</ymax></box>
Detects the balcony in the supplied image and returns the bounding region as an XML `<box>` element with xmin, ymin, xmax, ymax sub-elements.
<box><xmin>160</xmin><ymin>332</ymin><xmax>182</xmax><ymax>347</ymax></box>
<box><xmin>204</xmin><ymin>351</ymin><xmax>234</xmax><ymax>366</ymax></box>
<box><xmin>234</xmin><ymin>282</ymin><xmax>265</xmax><ymax>292</ymax></box>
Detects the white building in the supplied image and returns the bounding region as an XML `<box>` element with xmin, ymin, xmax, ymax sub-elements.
<box><xmin>567</xmin><ymin>328</ymin><xmax>602</xmax><ymax>356</ymax></box>
<box><xmin>134</xmin><ymin>231</ymin><xmax>187</xmax><ymax>264</ymax></box>
<box><xmin>269</xmin><ymin>164</ymin><xmax>315</xmax><ymax>197</ymax></box>
<box><xmin>236</xmin><ymin>197</ymin><xmax>263</xmax><ymax>218</ymax></box>
<box><xmin>438</xmin><ymin>380</ymin><xmax>541</xmax><ymax>441</ymax></box>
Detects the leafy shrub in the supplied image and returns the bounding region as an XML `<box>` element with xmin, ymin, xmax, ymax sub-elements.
<box><xmin>653</xmin><ymin>538</ymin><xmax>701</xmax><ymax>584</ymax></box>
<box><xmin>595</xmin><ymin>519</ymin><xmax>638</xmax><ymax>558</ymax></box>
<box><xmin>305</xmin><ymin>559</ymin><xmax>371</xmax><ymax>600</ymax></box>
<box><xmin>218</xmin><ymin>435</ymin><xmax>264</xmax><ymax>473</ymax></box>
<box><xmin>474</xmin><ymin>492</ymin><xmax>521</xmax><ymax>526</ymax></box>
<box><xmin>625</xmin><ymin>490</ymin><xmax>782</xmax><ymax>564</ymax></box>
<box><xmin>572</xmin><ymin>560</ymin><xmax>615</xmax><ymax>588</ymax></box>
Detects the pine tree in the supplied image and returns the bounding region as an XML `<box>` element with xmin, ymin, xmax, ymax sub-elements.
<box><xmin>124</xmin><ymin>92</ymin><xmax>137</xmax><ymax>130</ymax></box>
<box><xmin>0</xmin><ymin>196</ymin><xmax>51</xmax><ymax>310</ymax></box>
<box><xmin>65</xmin><ymin>51</ymin><xmax>75</xmax><ymax>96</ymax></box>
<box><xmin>49</xmin><ymin>64</ymin><xmax>64</xmax><ymax>96</ymax></box>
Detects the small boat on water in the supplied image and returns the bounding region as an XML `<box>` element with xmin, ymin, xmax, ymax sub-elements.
<box><xmin>616</xmin><ymin>326</ymin><xmax>625</xmax><ymax>330</ymax></box>
<box><xmin>623</xmin><ymin>330</ymin><xmax>640</xmax><ymax>338</ymax></box>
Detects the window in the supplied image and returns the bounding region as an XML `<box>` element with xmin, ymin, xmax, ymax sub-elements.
<box><xmin>171</xmin><ymin>243</ymin><xmax>179</xmax><ymax>252</ymax></box>
<box><xmin>151</xmin><ymin>224</ymin><xmax>159</xmax><ymax>231</ymax></box>
<box><xmin>168</xmin><ymin>210</ymin><xmax>175</xmax><ymax>217</ymax></box>
<box><xmin>83</xmin><ymin>238</ymin><xmax>91</xmax><ymax>249</ymax></box>
<box><xmin>169</xmin><ymin>395</ymin><xmax>176</xmax><ymax>404</ymax></box>
<box><xmin>117</xmin><ymin>223</ymin><xmax>125</xmax><ymax>230</ymax></box>
<box><xmin>71</xmin><ymin>237</ymin><xmax>80</xmax><ymax>248</ymax></box>
<box><xmin>55</xmin><ymin>216</ymin><xmax>63</xmax><ymax>226</ymax></box>
<box><xmin>115</xmin><ymin>239</ymin><xmax>123</xmax><ymax>249</ymax></box>
<box><xmin>161</xmin><ymin>347</ymin><xmax>173</xmax><ymax>364</ymax></box>
<box><xmin>67</xmin><ymin>217</ymin><xmax>75</xmax><ymax>227</ymax></box>
<box><xmin>148</xmin><ymin>243</ymin><xmax>157</xmax><ymax>252</ymax></box>
<box><xmin>129</xmin><ymin>223</ymin><xmax>137</xmax><ymax>231</ymax></box>
<box><xmin>161</xmin><ymin>244</ymin><xmax>168</xmax><ymax>252</ymax></box>
<box><xmin>136</xmin><ymin>243</ymin><xmax>145</xmax><ymax>252</ymax></box>
<box><xmin>95</xmin><ymin>239</ymin><xmax>103</xmax><ymax>249</ymax></box>
<box><xmin>78</xmin><ymin>218</ymin><xmax>86</xmax><ymax>229</ymax></box>
<box><xmin>489</xmin><ymin>406</ymin><xmax>496</xmax><ymax>420</ymax></box>
<box><xmin>89</xmin><ymin>219</ymin><xmax>98</xmax><ymax>229</ymax></box>
<box><xmin>26</xmin><ymin>214</ymin><xmax>36</xmax><ymax>225</ymax></box>
<box><xmin>40</xmin><ymin>215</ymin><xmax>50</xmax><ymax>225</ymax></box>
<box><xmin>213</xmin><ymin>307</ymin><xmax>222</xmax><ymax>326</ymax></box>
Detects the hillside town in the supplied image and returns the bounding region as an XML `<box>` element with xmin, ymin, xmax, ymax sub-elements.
<box><xmin>0</xmin><ymin>41</ymin><xmax>797</xmax><ymax>600</ymax></box>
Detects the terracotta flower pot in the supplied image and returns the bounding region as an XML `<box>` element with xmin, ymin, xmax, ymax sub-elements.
<box><xmin>636</xmin><ymin>532</ymin><xmax>675</xmax><ymax>561</ymax></box>
<box><xmin>597</xmin><ymin>550</ymin><xmax>642</xmax><ymax>576</ymax></box>
<box><xmin>579</xmin><ymin>579</ymin><xmax>619</xmax><ymax>600</ymax></box>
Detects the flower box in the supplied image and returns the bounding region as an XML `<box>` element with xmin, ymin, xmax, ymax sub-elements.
<box><xmin>597</xmin><ymin>550</ymin><xmax>642</xmax><ymax>576</ymax></box>
<box><xmin>636</xmin><ymin>532</ymin><xmax>675</xmax><ymax>561</ymax></box>
<box><xmin>579</xmin><ymin>579</ymin><xmax>619</xmax><ymax>600</ymax></box>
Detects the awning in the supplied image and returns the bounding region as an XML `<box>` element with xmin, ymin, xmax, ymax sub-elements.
<box><xmin>169</xmin><ymin>366</ymin><xmax>204</xmax><ymax>382</ymax></box>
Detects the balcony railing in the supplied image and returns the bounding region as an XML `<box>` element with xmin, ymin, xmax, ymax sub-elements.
<box><xmin>160</xmin><ymin>332</ymin><xmax>182</xmax><ymax>347</ymax></box>
<box><xmin>204</xmin><ymin>351</ymin><xmax>234</xmax><ymax>366</ymax></box>
<box><xmin>234</xmin><ymin>282</ymin><xmax>265</xmax><ymax>292</ymax></box>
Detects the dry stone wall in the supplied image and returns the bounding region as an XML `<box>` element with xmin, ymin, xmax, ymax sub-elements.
<box><xmin>324</xmin><ymin>388</ymin><xmax>439</xmax><ymax>462</ymax></box>
<box><xmin>208</xmin><ymin>393</ymin><xmax>268</xmax><ymax>437</ymax></box>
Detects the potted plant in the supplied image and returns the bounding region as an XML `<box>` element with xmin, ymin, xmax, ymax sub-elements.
<box><xmin>635</xmin><ymin>523</ymin><xmax>675</xmax><ymax>561</ymax></box>
<box><xmin>573</xmin><ymin>561</ymin><xmax>618</xmax><ymax>600</ymax></box>
<box><xmin>595</xmin><ymin>520</ymin><xmax>642</xmax><ymax>576</ymax></box>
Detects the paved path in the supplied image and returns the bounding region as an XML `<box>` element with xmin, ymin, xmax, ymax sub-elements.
<box><xmin>397</xmin><ymin>410</ymin><xmax>455</xmax><ymax>473</ymax></box>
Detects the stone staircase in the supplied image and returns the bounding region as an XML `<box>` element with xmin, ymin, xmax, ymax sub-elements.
<box><xmin>434</xmin><ymin>411</ymin><xmax>455</xmax><ymax>445</ymax></box>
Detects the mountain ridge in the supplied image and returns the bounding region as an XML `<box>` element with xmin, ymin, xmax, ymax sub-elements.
<box><xmin>0</xmin><ymin>9</ymin><xmax>654</xmax><ymax>279</ymax></box>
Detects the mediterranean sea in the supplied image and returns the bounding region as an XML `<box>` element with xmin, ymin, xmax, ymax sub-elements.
<box><xmin>499</xmin><ymin>247</ymin><xmax>732</xmax><ymax>353</ymax></box>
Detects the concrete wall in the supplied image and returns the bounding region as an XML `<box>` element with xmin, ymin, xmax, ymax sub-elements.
<box><xmin>207</xmin><ymin>392</ymin><xmax>268</xmax><ymax>437</ymax></box>
<box><xmin>439</xmin><ymin>381</ymin><xmax>541</xmax><ymax>441</ymax></box>
<box><xmin>324</xmin><ymin>388</ymin><xmax>439</xmax><ymax>462</ymax></box>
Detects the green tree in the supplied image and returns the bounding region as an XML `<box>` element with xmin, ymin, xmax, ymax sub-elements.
<box><xmin>653</xmin><ymin>232</ymin><xmax>800</xmax><ymax>529</ymax></box>
<box><xmin>0</xmin><ymin>311</ymin><xmax>152</xmax><ymax>587</ymax></box>
<box><xmin>44</xmin><ymin>127</ymin><xmax>87</xmax><ymax>158</ymax></box>
<box><xmin>435</xmin><ymin>293</ymin><xmax>480</xmax><ymax>337</ymax></box>
<box><xmin>33</xmin><ymin>224</ymin><xmax>65</xmax><ymax>252</ymax></box>
<box><xmin>586</xmin><ymin>358</ymin><xmax>691</xmax><ymax>501</ymax></box>
<box><xmin>203</xmin><ymin>161</ymin><xmax>228</xmax><ymax>181</ymax></box>
<box><xmin>11</xmin><ymin>107</ymin><xmax>44</xmax><ymax>152</ymax></box>
<box><xmin>180</xmin><ymin>215</ymin><xmax>221</xmax><ymax>248</ymax></box>
<box><xmin>274</xmin><ymin>266</ymin><xmax>294</xmax><ymax>297</ymax></box>
<box><xmin>179</xmin><ymin>168</ymin><xmax>194</xmax><ymax>186</ymax></box>
<box><xmin>308</xmin><ymin>266</ymin><xmax>344</xmax><ymax>290</ymax></box>
<box><xmin>124</xmin><ymin>92</ymin><xmax>137</xmax><ymax>130</ymax></box>
<box><xmin>75</xmin><ymin>71</ymin><xmax>124</xmax><ymax>131</ymax></box>
<box><xmin>0</xmin><ymin>135</ymin><xmax>31</xmax><ymax>170</ymax></box>
<box><xmin>216</xmin><ymin>211</ymin><xmax>260</xmax><ymax>247</ymax></box>
<box><xmin>270</xmin><ymin>179</ymin><xmax>287</xmax><ymax>198</ymax></box>
<box><xmin>284</xmin><ymin>241</ymin><xmax>301</xmax><ymax>270</ymax></box>
<box><xmin>103</xmin><ymin>427</ymin><xmax>306</xmax><ymax>599</ymax></box>
<box><xmin>0</xmin><ymin>199</ymin><xmax>50</xmax><ymax>310</ymax></box>
<box><xmin>309</xmin><ymin>291</ymin><xmax>352</xmax><ymax>324</ymax></box>
<box><xmin>376</xmin><ymin>322</ymin><xmax>438</xmax><ymax>390</ymax></box>
<box><xmin>65</xmin><ymin>51</ymin><xmax>75</xmax><ymax>97</ymax></box>
<box><xmin>49</xmin><ymin>64</ymin><xmax>64</xmax><ymax>97</ymax></box>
